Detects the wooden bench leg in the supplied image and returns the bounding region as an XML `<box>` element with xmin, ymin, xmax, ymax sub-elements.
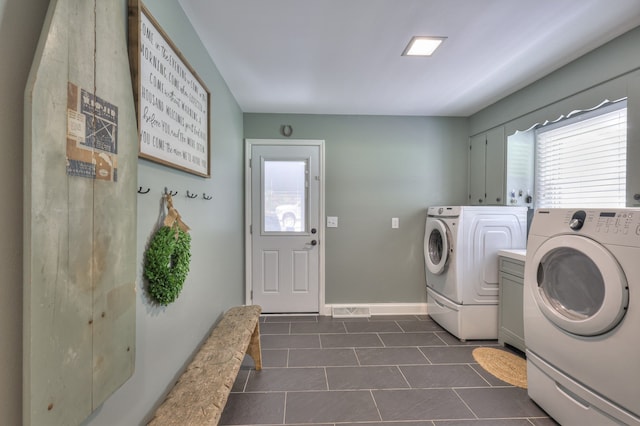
<box><xmin>246</xmin><ymin>321</ymin><xmax>262</xmax><ymax>370</ymax></box>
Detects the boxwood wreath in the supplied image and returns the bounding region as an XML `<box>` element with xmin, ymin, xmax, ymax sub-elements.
<box><xmin>144</xmin><ymin>194</ymin><xmax>192</xmax><ymax>305</ymax></box>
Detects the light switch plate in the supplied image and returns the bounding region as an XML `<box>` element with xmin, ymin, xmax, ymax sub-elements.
<box><xmin>327</xmin><ymin>216</ymin><xmax>338</xmax><ymax>228</ymax></box>
<box><xmin>392</xmin><ymin>217</ymin><xmax>399</xmax><ymax>229</ymax></box>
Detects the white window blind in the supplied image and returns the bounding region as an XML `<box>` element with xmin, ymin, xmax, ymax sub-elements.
<box><xmin>535</xmin><ymin>101</ymin><xmax>627</xmax><ymax>208</ymax></box>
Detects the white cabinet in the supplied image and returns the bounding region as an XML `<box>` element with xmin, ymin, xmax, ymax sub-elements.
<box><xmin>469</xmin><ymin>133</ymin><xmax>486</xmax><ymax>205</ymax></box>
<box><xmin>468</xmin><ymin>126</ymin><xmax>505</xmax><ymax>205</ymax></box>
<box><xmin>628</xmin><ymin>71</ymin><xmax>640</xmax><ymax>207</ymax></box>
<box><xmin>498</xmin><ymin>255</ymin><xmax>525</xmax><ymax>352</ymax></box>
<box><xmin>505</xmin><ymin>130</ymin><xmax>535</xmax><ymax>207</ymax></box>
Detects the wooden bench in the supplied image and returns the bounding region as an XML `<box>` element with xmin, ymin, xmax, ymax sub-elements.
<box><xmin>148</xmin><ymin>305</ymin><xmax>262</xmax><ymax>425</ymax></box>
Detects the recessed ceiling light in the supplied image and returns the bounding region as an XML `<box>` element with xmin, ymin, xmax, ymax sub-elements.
<box><xmin>402</xmin><ymin>36</ymin><xmax>446</xmax><ymax>57</ymax></box>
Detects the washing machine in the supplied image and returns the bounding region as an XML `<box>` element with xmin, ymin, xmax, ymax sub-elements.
<box><xmin>524</xmin><ymin>208</ymin><xmax>640</xmax><ymax>425</ymax></box>
<box><xmin>424</xmin><ymin>205</ymin><xmax>527</xmax><ymax>340</ymax></box>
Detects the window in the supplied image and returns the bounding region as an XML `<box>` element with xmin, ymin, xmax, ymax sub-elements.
<box><xmin>262</xmin><ymin>159</ymin><xmax>307</xmax><ymax>233</ymax></box>
<box><xmin>535</xmin><ymin>101</ymin><xmax>627</xmax><ymax>208</ymax></box>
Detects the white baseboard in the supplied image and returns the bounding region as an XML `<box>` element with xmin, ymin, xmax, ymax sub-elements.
<box><xmin>322</xmin><ymin>303</ymin><xmax>428</xmax><ymax>317</ymax></box>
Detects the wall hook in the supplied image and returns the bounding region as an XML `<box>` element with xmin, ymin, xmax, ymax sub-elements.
<box><xmin>203</xmin><ymin>193</ymin><xmax>213</xmax><ymax>200</ymax></box>
<box><xmin>138</xmin><ymin>186</ymin><xmax>150</xmax><ymax>194</ymax></box>
<box><xmin>186</xmin><ymin>190</ymin><xmax>198</xmax><ymax>199</ymax></box>
<box><xmin>164</xmin><ymin>187</ymin><xmax>178</xmax><ymax>196</ymax></box>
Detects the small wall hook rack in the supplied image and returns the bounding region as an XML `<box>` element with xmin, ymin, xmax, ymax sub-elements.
<box><xmin>186</xmin><ymin>190</ymin><xmax>198</xmax><ymax>199</ymax></box>
<box><xmin>138</xmin><ymin>186</ymin><xmax>150</xmax><ymax>194</ymax></box>
<box><xmin>164</xmin><ymin>187</ymin><xmax>178</xmax><ymax>196</ymax></box>
<box><xmin>203</xmin><ymin>193</ymin><xmax>213</xmax><ymax>200</ymax></box>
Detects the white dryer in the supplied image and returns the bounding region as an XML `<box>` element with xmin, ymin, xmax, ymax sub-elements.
<box><xmin>524</xmin><ymin>208</ymin><xmax>640</xmax><ymax>425</ymax></box>
<box><xmin>424</xmin><ymin>205</ymin><xmax>527</xmax><ymax>340</ymax></box>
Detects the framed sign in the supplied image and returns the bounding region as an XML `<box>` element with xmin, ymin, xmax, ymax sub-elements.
<box><xmin>128</xmin><ymin>0</ymin><xmax>210</xmax><ymax>177</ymax></box>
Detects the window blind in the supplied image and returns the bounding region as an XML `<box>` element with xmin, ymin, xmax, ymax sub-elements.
<box><xmin>535</xmin><ymin>102</ymin><xmax>627</xmax><ymax>208</ymax></box>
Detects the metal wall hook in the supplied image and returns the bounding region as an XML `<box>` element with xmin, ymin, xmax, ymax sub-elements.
<box><xmin>186</xmin><ymin>190</ymin><xmax>198</xmax><ymax>199</ymax></box>
<box><xmin>164</xmin><ymin>187</ymin><xmax>178</xmax><ymax>196</ymax></box>
<box><xmin>203</xmin><ymin>193</ymin><xmax>213</xmax><ymax>200</ymax></box>
<box><xmin>138</xmin><ymin>186</ymin><xmax>150</xmax><ymax>194</ymax></box>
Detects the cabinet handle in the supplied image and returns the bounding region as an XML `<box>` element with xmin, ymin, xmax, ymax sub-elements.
<box><xmin>634</xmin><ymin>194</ymin><xmax>640</xmax><ymax>201</ymax></box>
<box><xmin>496</xmin><ymin>197</ymin><xmax>501</xmax><ymax>202</ymax></box>
<box><xmin>478</xmin><ymin>199</ymin><xmax>483</xmax><ymax>203</ymax></box>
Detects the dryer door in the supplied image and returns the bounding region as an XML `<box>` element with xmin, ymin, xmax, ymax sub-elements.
<box><xmin>528</xmin><ymin>235</ymin><xmax>628</xmax><ymax>336</ymax></box>
<box><xmin>424</xmin><ymin>219</ymin><xmax>450</xmax><ymax>275</ymax></box>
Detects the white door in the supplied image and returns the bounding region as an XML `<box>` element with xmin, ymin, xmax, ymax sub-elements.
<box><xmin>248</xmin><ymin>142</ymin><xmax>322</xmax><ymax>313</ymax></box>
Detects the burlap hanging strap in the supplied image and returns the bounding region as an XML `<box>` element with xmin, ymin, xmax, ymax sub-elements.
<box><xmin>163</xmin><ymin>193</ymin><xmax>190</xmax><ymax>233</ymax></box>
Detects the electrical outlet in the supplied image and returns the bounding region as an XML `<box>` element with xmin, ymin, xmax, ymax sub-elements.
<box><xmin>327</xmin><ymin>216</ymin><xmax>338</xmax><ymax>228</ymax></box>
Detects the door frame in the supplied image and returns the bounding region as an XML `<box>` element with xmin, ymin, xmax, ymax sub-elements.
<box><xmin>244</xmin><ymin>138</ymin><xmax>326</xmax><ymax>311</ymax></box>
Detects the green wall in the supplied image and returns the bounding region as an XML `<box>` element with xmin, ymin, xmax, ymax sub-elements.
<box><xmin>82</xmin><ymin>1</ymin><xmax>245</xmax><ymax>425</ymax></box>
<box><xmin>470</xmin><ymin>26</ymin><xmax>640</xmax><ymax>136</ymax></box>
<box><xmin>244</xmin><ymin>114</ymin><xmax>469</xmax><ymax>304</ymax></box>
<box><xmin>0</xmin><ymin>0</ymin><xmax>49</xmax><ymax>423</ymax></box>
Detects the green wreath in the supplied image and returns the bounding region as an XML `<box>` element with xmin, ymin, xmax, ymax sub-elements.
<box><xmin>144</xmin><ymin>225</ymin><xmax>192</xmax><ymax>306</ymax></box>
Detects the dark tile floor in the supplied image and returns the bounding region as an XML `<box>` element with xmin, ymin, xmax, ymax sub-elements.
<box><xmin>220</xmin><ymin>315</ymin><xmax>558</xmax><ymax>425</ymax></box>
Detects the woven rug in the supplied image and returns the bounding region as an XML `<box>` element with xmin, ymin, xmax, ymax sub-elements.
<box><xmin>472</xmin><ymin>347</ymin><xmax>527</xmax><ymax>388</ymax></box>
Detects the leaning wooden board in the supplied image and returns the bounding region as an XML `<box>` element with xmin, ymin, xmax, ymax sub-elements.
<box><xmin>24</xmin><ymin>0</ymin><xmax>137</xmax><ymax>425</ymax></box>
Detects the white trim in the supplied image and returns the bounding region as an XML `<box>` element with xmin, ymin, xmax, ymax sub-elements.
<box><xmin>322</xmin><ymin>303</ymin><xmax>428</xmax><ymax>316</ymax></box>
<box><xmin>244</xmin><ymin>139</ymin><xmax>326</xmax><ymax>313</ymax></box>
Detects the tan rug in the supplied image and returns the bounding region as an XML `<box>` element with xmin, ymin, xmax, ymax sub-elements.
<box><xmin>472</xmin><ymin>347</ymin><xmax>527</xmax><ymax>389</ymax></box>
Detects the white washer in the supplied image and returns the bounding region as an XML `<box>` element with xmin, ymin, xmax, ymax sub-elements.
<box><xmin>524</xmin><ymin>208</ymin><xmax>640</xmax><ymax>425</ymax></box>
<box><xmin>424</xmin><ymin>205</ymin><xmax>527</xmax><ymax>340</ymax></box>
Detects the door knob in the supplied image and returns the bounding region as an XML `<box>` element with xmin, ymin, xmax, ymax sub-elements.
<box><xmin>310</xmin><ymin>240</ymin><xmax>317</xmax><ymax>246</ymax></box>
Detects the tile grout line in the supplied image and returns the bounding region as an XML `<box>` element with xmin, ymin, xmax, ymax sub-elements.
<box><xmin>323</xmin><ymin>366</ymin><xmax>329</xmax><ymax>391</ymax></box>
<box><xmin>396</xmin><ymin>363</ymin><xmax>412</xmax><ymax>389</ymax></box>
<box><xmin>452</xmin><ymin>387</ymin><xmax>481</xmax><ymax>420</ymax></box>
<box><xmin>468</xmin><ymin>362</ymin><xmax>494</xmax><ymax>387</ymax></box>
<box><xmin>282</xmin><ymin>391</ymin><xmax>287</xmax><ymax>425</ymax></box>
<box><xmin>368</xmin><ymin>389</ymin><xmax>384</xmax><ymax>422</ymax></box>
<box><xmin>353</xmin><ymin>347</ymin><xmax>361</xmax><ymax>367</ymax></box>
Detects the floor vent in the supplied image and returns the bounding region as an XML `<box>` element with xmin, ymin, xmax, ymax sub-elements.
<box><xmin>331</xmin><ymin>306</ymin><xmax>371</xmax><ymax>318</ymax></box>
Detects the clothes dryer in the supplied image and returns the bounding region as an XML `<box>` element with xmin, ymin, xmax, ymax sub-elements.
<box><xmin>424</xmin><ymin>205</ymin><xmax>527</xmax><ymax>340</ymax></box>
<box><xmin>524</xmin><ymin>208</ymin><xmax>640</xmax><ymax>425</ymax></box>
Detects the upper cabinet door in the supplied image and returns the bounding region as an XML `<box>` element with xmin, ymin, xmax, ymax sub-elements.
<box><xmin>485</xmin><ymin>126</ymin><xmax>506</xmax><ymax>205</ymax></box>
<box><xmin>627</xmin><ymin>70</ymin><xmax>640</xmax><ymax>207</ymax></box>
<box><xmin>469</xmin><ymin>133</ymin><xmax>487</xmax><ymax>205</ymax></box>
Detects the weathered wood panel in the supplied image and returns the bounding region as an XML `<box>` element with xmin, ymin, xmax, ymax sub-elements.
<box><xmin>24</xmin><ymin>0</ymin><xmax>137</xmax><ymax>424</ymax></box>
<box><xmin>91</xmin><ymin>0</ymin><xmax>137</xmax><ymax>408</ymax></box>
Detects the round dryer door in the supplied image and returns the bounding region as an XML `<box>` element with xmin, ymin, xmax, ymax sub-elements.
<box><xmin>529</xmin><ymin>235</ymin><xmax>628</xmax><ymax>336</ymax></box>
<box><xmin>424</xmin><ymin>219</ymin><xmax>450</xmax><ymax>275</ymax></box>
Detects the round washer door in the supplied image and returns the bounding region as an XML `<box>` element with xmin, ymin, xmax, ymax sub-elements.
<box><xmin>529</xmin><ymin>235</ymin><xmax>628</xmax><ymax>336</ymax></box>
<box><xmin>424</xmin><ymin>219</ymin><xmax>450</xmax><ymax>275</ymax></box>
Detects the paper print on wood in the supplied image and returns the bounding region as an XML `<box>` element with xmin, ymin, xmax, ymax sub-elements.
<box><xmin>67</xmin><ymin>82</ymin><xmax>119</xmax><ymax>181</ymax></box>
<box><xmin>129</xmin><ymin>1</ymin><xmax>210</xmax><ymax>177</ymax></box>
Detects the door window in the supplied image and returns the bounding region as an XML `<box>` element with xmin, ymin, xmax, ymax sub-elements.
<box><xmin>530</xmin><ymin>235</ymin><xmax>628</xmax><ymax>336</ymax></box>
<box><xmin>537</xmin><ymin>247</ymin><xmax>604</xmax><ymax>320</ymax></box>
<box><xmin>262</xmin><ymin>159</ymin><xmax>307</xmax><ymax>233</ymax></box>
<box><xmin>428</xmin><ymin>230</ymin><xmax>444</xmax><ymax>265</ymax></box>
<box><xmin>424</xmin><ymin>219</ymin><xmax>449</xmax><ymax>275</ymax></box>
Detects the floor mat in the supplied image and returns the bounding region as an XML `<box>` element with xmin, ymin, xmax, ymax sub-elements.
<box><xmin>472</xmin><ymin>347</ymin><xmax>527</xmax><ymax>388</ymax></box>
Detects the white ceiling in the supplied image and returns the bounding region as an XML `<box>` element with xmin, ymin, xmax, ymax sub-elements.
<box><xmin>177</xmin><ymin>0</ymin><xmax>640</xmax><ymax>117</ymax></box>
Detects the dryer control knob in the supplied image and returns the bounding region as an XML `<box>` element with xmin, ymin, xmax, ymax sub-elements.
<box><xmin>569</xmin><ymin>210</ymin><xmax>587</xmax><ymax>231</ymax></box>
